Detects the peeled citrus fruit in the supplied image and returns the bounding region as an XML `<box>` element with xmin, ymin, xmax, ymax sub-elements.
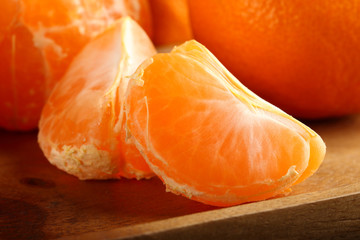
<box><xmin>0</xmin><ymin>0</ymin><xmax>152</xmax><ymax>131</ymax></box>
<box><xmin>38</xmin><ymin>17</ymin><xmax>156</xmax><ymax>180</ymax></box>
<box><xmin>149</xmin><ymin>0</ymin><xmax>192</xmax><ymax>46</ymax></box>
<box><xmin>188</xmin><ymin>0</ymin><xmax>360</xmax><ymax>119</ymax></box>
<box><xmin>125</xmin><ymin>40</ymin><xmax>326</xmax><ymax>206</ymax></box>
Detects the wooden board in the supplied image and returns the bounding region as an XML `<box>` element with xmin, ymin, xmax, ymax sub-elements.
<box><xmin>1</xmin><ymin>114</ymin><xmax>360</xmax><ymax>239</ymax></box>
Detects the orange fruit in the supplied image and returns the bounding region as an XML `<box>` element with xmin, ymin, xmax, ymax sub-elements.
<box><xmin>38</xmin><ymin>17</ymin><xmax>156</xmax><ymax>180</ymax></box>
<box><xmin>149</xmin><ymin>0</ymin><xmax>192</xmax><ymax>46</ymax></box>
<box><xmin>0</xmin><ymin>0</ymin><xmax>152</xmax><ymax>131</ymax></box>
<box><xmin>125</xmin><ymin>40</ymin><xmax>326</xmax><ymax>206</ymax></box>
<box><xmin>187</xmin><ymin>0</ymin><xmax>360</xmax><ymax>119</ymax></box>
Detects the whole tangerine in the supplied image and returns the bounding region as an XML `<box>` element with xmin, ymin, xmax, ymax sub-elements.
<box><xmin>149</xmin><ymin>0</ymin><xmax>193</xmax><ymax>46</ymax></box>
<box><xmin>188</xmin><ymin>0</ymin><xmax>360</xmax><ymax>119</ymax></box>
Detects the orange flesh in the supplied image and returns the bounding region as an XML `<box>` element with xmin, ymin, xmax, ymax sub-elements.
<box><xmin>38</xmin><ymin>17</ymin><xmax>156</xmax><ymax>180</ymax></box>
<box><xmin>125</xmin><ymin>41</ymin><xmax>326</xmax><ymax>206</ymax></box>
<box><xmin>0</xmin><ymin>0</ymin><xmax>152</xmax><ymax>131</ymax></box>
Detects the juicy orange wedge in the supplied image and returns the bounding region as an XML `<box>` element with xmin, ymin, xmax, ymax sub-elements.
<box><xmin>38</xmin><ymin>17</ymin><xmax>156</xmax><ymax>180</ymax></box>
<box><xmin>125</xmin><ymin>40</ymin><xmax>326</xmax><ymax>206</ymax></box>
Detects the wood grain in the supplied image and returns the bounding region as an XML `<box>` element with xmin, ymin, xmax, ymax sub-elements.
<box><xmin>1</xmin><ymin>114</ymin><xmax>360</xmax><ymax>239</ymax></box>
<box><xmin>70</xmin><ymin>183</ymin><xmax>360</xmax><ymax>240</ymax></box>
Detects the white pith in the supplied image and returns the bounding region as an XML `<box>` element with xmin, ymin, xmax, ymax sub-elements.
<box><xmin>49</xmin><ymin>144</ymin><xmax>117</xmax><ymax>180</ymax></box>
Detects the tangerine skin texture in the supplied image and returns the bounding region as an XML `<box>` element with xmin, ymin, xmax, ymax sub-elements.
<box><xmin>188</xmin><ymin>0</ymin><xmax>360</xmax><ymax>119</ymax></box>
<box><xmin>125</xmin><ymin>40</ymin><xmax>326</xmax><ymax>206</ymax></box>
<box><xmin>0</xmin><ymin>0</ymin><xmax>152</xmax><ymax>131</ymax></box>
<box><xmin>149</xmin><ymin>0</ymin><xmax>193</xmax><ymax>46</ymax></box>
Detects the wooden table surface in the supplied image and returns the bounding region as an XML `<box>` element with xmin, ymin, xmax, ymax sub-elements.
<box><xmin>1</xmin><ymin>115</ymin><xmax>360</xmax><ymax>239</ymax></box>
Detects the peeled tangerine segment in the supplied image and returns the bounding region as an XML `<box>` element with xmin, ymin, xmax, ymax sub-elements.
<box><xmin>125</xmin><ymin>40</ymin><xmax>326</xmax><ymax>206</ymax></box>
<box><xmin>38</xmin><ymin>17</ymin><xmax>156</xmax><ymax>180</ymax></box>
<box><xmin>0</xmin><ymin>0</ymin><xmax>153</xmax><ymax>131</ymax></box>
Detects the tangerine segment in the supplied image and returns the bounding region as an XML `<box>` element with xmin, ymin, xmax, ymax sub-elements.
<box><xmin>0</xmin><ymin>0</ymin><xmax>152</xmax><ymax>131</ymax></box>
<box><xmin>38</xmin><ymin>17</ymin><xmax>156</xmax><ymax>180</ymax></box>
<box><xmin>125</xmin><ymin>40</ymin><xmax>326</xmax><ymax>206</ymax></box>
